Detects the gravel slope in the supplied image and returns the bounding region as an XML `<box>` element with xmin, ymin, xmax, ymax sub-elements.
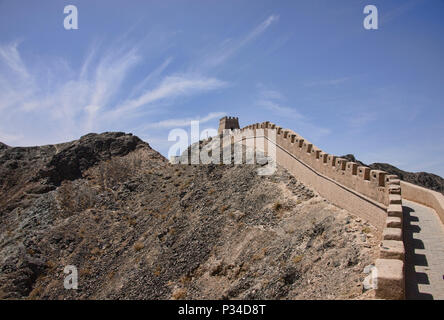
<box><xmin>0</xmin><ymin>134</ymin><xmax>379</xmax><ymax>299</ymax></box>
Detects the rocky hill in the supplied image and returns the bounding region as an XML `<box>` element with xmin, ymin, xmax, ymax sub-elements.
<box><xmin>342</xmin><ymin>154</ymin><xmax>444</xmax><ymax>194</ymax></box>
<box><xmin>0</xmin><ymin>142</ymin><xmax>8</xmax><ymax>150</ymax></box>
<box><xmin>0</xmin><ymin>133</ymin><xmax>379</xmax><ymax>300</ymax></box>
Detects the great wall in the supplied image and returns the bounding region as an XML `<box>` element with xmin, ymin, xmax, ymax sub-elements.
<box><xmin>179</xmin><ymin>116</ymin><xmax>444</xmax><ymax>300</ymax></box>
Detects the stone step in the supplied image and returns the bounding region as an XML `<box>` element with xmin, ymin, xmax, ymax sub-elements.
<box><xmin>379</xmin><ymin>240</ymin><xmax>405</xmax><ymax>260</ymax></box>
<box><xmin>383</xmin><ymin>227</ymin><xmax>402</xmax><ymax>241</ymax></box>
<box><xmin>375</xmin><ymin>259</ymin><xmax>404</xmax><ymax>300</ymax></box>
<box><xmin>386</xmin><ymin>216</ymin><xmax>402</xmax><ymax>228</ymax></box>
<box><xmin>389</xmin><ymin>179</ymin><xmax>401</xmax><ymax>186</ymax></box>
<box><xmin>389</xmin><ymin>194</ymin><xmax>402</xmax><ymax>205</ymax></box>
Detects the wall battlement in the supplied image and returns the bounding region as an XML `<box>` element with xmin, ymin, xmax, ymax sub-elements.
<box><xmin>218</xmin><ymin>116</ymin><xmax>240</xmax><ymax>134</ymax></box>
<box><xmin>241</xmin><ymin>121</ymin><xmax>391</xmax><ymax>205</ymax></box>
<box><xmin>229</xmin><ymin>119</ymin><xmax>406</xmax><ymax>300</ymax></box>
<box><xmin>176</xmin><ymin>116</ymin><xmax>411</xmax><ymax>299</ymax></box>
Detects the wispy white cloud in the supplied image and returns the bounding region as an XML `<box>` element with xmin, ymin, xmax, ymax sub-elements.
<box><xmin>0</xmin><ymin>40</ymin><xmax>144</xmax><ymax>141</ymax></box>
<box><xmin>83</xmin><ymin>44</ymin><xmax>141</xmax><ymax>131</ymax></box>
<box><xmin>256</xmin><ymin>85</ymin><xmax>303</xmax><ymax>119</ymax></box>
<box><xmin>255</xmin><ymin>86</ymin><xmax>331</xmax><ymax>140</ymax></box>
<box><xmin>0</xmin><ymin>40</ymin><xmax>228</xmax><ymax>146</ymax></box>
<box><xmin>201</xmin><ymin>14</ymin><xmax>279</xmax><ymax>69</ymax></box>
<box><xmin>129</xmin><ymin>56</ymin><xmax>173</xmax><ymax>98</ymax></box>
<box><xmin>0</xmin><ymin>41</ymin><xmax>30</xmax><ymax>80</ymax></box>
<box><xmin>259</xmin><ymin>89</ymin><xmax>284</xmax><ymax>101</ymax></box>
<box><xmin>256</xmin><ymin>99</ymin><xmax>304</xmax><ymax>120</ymax></box>
<box><xmin>110</xmin><ymin>74</ymin><xmax>228</xmax><ymax>119</ymax></box>
<box><xmin>246</xmin><ymin>14</ymin><xmax>280</xmax><ymax>43</ymax></box>
<box><xmin>143</xmin><ymin>111</ymin><xmax>226</xmax><ymax>129</ymax></box>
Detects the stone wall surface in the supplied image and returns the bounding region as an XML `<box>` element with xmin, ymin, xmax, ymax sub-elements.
<box><xmin>211</xmin><ymin>119</ymin><xmax>443</xmax><ymax>300</ymax></box>
<box><xmin>228</xmin><ymin>120</ymin><xmax>407</xmax><ymax>300</ymax></box>
<box><xmin>400</xmin><ymin>181</ymin><xmax>444</xmax><ymax>225</ymax></box>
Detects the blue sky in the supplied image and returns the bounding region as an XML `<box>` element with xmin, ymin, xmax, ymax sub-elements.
<box><xmin>1</xmin><ymin>0</ymin><xmax>443</xmax><ymax>176</ymax></box>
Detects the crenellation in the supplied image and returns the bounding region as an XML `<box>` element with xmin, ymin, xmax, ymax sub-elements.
<box><xmin>296</xmin><ymin>138</ymin><xmax>304</xmax><ymax>148</ymax></box>
<box><xmin>311</xmin><ymin>148</ymin><xmax>321</xmax><ymax>159</ymax></box>
<box><xmin>327</xmin><ymin>154</ymin><xmax>336</xmax><ymax>167</ymax></box>
<box><xmin>303</xmin><ymin>142</ymin><xmax>313</xmax><ymax>154</ymax></box>
<box><xmin>346</xmin><ymin>162</ymin><xmax>358</xmax><ymax>175</ymax></box>
<box><xmin>227</xmin><ymin>116</ymin><xmax>393</xmax><ymax>217</ymax></box>
<box><xmin>221</xmin><ymin>117</ymin><xmax>406</xmax><ymax>300</ymax></box>
<box><xmin>389</xmin><ymin>184</ymin><xmax>401</xmax><ymax>195</ymax></box>
<box><xmin>335</xmin><ymin>158</ymin><xmax>347</xmax><ymax>171</ymax></box>
<box><xmin>371</xmin><ymin>170</ymin><xmax>386</xmax><ymax>187</ymax></box>
<box><xmin>319</xmin><ymin>152</ymin><xmax>328</xmax><ymax>163</ymax></box>
<box><xmin>218</xmin><ymin>116</ymin><xmax>240</xmax><ymax>134</ymax></box>
<box><xmin>358</xmin><ymin>166</ymin><xmax>371</xmax><ymax>180</ymax></box>
<box><xmin>332</xmin><ymin>158</ymin><xmax>347</xmax><ymax>185</ymax></box>
<box><xmin>386</xmin><ymin>174</ymin><xmax>398</xmax><ymax>183</ymax></box>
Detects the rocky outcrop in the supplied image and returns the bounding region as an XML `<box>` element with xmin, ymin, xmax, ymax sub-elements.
<box><xmin>35</xmin><ymin>132</ymin><xmax>147</xmax><ymax>187</ymax></box>
<box><xmin>0</xmin><ymin>132</ymin><xmax>153</xmax><ymax>214</ymax></box>
<box><xmin>0</xmin><ymin>133</ymin><xmax>378</xmax><ymax>300</ymax></box>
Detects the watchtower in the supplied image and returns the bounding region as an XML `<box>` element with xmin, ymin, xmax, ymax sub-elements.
<box><xmin>218</xmin><ymin>116</ymin><xmax>240</xmax><ymax>134</ymax></box>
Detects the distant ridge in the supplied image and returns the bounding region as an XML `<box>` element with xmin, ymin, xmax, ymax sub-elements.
<box><xmin>341</xmin><ymin>154</ymin><xmax>444</xmax><ymax>195</ymax></box>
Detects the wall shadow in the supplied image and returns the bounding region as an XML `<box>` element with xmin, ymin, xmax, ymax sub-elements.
<box><xmin>403</xmin><ymin>205</ymin><xmax>434</xmax><ymax>300</ymax></box>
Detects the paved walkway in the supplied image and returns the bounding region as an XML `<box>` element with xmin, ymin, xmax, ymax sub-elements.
<box><xmin>403</xmin><ymin>199</ymin><xmax>444</xmax><ymax>300</ymax></box>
